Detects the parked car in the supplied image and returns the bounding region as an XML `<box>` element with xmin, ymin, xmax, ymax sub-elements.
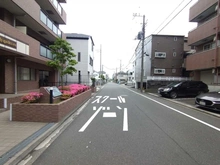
<box><xmin>158</xmin><ymin>81</ymin><xmax>209</xmax><ymax>99</ymax></box>
<box><xmin>158</xmin><ymin>82</ymin><xmax>180</xmax><ymax>95</ymax></box>
<box><xmin>195</xmin><ymin>91</ymin><xmax>220</xmax><ymax>111</ymax></box>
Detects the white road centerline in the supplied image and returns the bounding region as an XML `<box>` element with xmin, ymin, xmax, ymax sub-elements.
<box><xmin>78</xmin><ymin>106</ymin><xmax>103</xmax><ymax>132</ymax></box>
<box><xmin>123</xmin><ymin>108</ymin><xmax>128</xmax><ymax>131</ymax></box>
<box><xmin>126</xmin><ymin>88</ymin><xmax>220</xmax><ymax>132</ymax></box>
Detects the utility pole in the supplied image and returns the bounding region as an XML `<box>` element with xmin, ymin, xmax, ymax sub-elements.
<box><xmin>215</xmin><ymin>0</ymin><xmax>220</xmax><ymax>84</ymax></box>
<box><xmin>100</xmin><ymin>44</ymin><xmax>102</xmax><ymax>77</ymax></box>
<box><xmin>140</xmin><ymin>15</ymin><xmax>145</xmax><ymax>93</ymax></box>
<box><xmin>133</xmin><ymin>13</ymin><xmax>146</xmax><ymax>93</ymax></box>
<box><xmin>116</xmin><ymin>68</ymin><xmax>117</xmax><ymax>83</ymax></box>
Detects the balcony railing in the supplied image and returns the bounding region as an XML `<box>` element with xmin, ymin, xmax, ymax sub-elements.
<box><xmin>40</xmin><ymin>45</ymin><xmax>53</xmax><ymax>59</ymax></box>
<box><xmin>40</xmin><ymin>10</ymin><xmax>62</xmax><ymax>38</ymax></box>
<box><xmin>50</xmin><ymin>0</ymin><xmax>62</xmax><ymax>14</ymax></box>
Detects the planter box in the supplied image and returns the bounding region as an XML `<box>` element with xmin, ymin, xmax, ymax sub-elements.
<box><xmin>12</xmin><ymin>89</ymin><xmax>91</xmax><ymax>122</ymax></box>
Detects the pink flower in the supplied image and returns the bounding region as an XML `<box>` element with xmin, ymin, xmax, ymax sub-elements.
<box><xmin>21</xmin><ymin>92</ymin><xmax>43</xmax><ymax>103</ymax></box>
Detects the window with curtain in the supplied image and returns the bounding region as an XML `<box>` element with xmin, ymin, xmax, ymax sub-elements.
<box><xmin>18</xmin><ymin>67</ymin><xmax>35</xmax><ymax>80</ymax></box>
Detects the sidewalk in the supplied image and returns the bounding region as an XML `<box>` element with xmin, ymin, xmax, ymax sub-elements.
<box><xmin>0</xmin><ymin>110</ymin><xmax>56</xmax><ymax>165</ymax></box>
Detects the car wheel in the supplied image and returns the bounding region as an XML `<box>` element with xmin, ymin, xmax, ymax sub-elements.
<box><xmin>170</xmin><ymin>92</ymin><xmax>177</xmax><ymax>99</ymax></box>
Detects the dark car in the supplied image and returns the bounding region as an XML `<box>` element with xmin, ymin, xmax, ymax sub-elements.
<box><xmin>195</xmin><ymin>91</ymin><xmax>220</xmax><ymax>111</ymax></box>
<box><xmin>158</xmin><ymin>81</ymin><xmax>209</xmax><ymax>99</ymax></box>
<box><xmin>158</xmin><ymin>82</ymin><xmax>180</xmax><ymax>94</ymax></box>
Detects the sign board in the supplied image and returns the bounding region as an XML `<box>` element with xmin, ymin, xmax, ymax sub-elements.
<box><xmin>45</xmin><ymin>86</ymin><xmax>62</xmax><ymax>97</ymax></box>
<box><xmin>0</xmin><ymin>35</ymin><xmax>17</xmax><ymax>49</ymax></box>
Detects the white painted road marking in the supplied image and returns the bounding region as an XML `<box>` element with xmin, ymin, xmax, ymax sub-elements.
<box><xmin>93</xmin><ymin>106</ymin><xmax>96</xmax><ymax>111</ymax></box>
<box><xmin>117</xmin><ymin>106</ymin><xmax>122</xmax><ymax>110</ymax></box>
<box><xmin>110</xmin><ymin>98</ymin><xmax>117</xmax><ymax>100</ymax></box>
<box><xmin>118</xmin><ymin>96</ymin><xmax>122</xmax><ymax>103</ymax></box>
<box><xmin>120</xmin><ymin>96</ymin><xmax>126</xmax><ymax>103</ymax></box>
<box><xmin>92</xmin><ymin>96</ymin><xmax>102</xmax><ymax>104</ymax></box>
<box><xmin>118</xmin><ymin>96</ymin><xmax>126</xmax><ymax>103</ymax></box>
<box><xmin>126</xmin><ymin>88</ymin><xmax>220</xmax><ymax>132</ymax></box>
<box><xmin>79</xmin><ymin>106</ymin><xmax>103</xmax><ymax>132</ymax></box>
<box><xmin>101</xmin><ymin>96</ymin><xmax>109</xmax><ymax>103</ymax></box>
<box><xmin>103</xmin><ymin>112</ymin><xmax>116</xmax><ymax>117</ymax></box>
<box><xmin>123</xmin><ymin>108</ymin><xmax>128</xmax><ymax>131</ymax></box>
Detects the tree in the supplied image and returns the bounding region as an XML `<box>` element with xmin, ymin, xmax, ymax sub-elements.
<box><xmin>47</xmin><ymin>38</ymin><xmax>77</xmax><ymax>88</ymax></box>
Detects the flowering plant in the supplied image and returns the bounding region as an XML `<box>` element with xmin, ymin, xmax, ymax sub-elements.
<box><xmin>59</xmin><ymin>84</ymin><xmax>90</xmax><ymax>101</ymax></box>
<box><xmin>21</xmin><ymin>92</ymin><xmax>43</xmax><ymax>103</ymax></box>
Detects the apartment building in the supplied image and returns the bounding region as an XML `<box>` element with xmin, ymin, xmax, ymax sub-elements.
<box><xmin>66</xmin><ymin>33</ymin><xmax>94</xmax><ymax>85</ymax></box>
<box><xmin>0</xmin><ymin>0</ymin><xmax>67</xmax><ymax>94</ymax></box>
<box><xmin>186</xmin><ymin>0</ymin><xmax>219</xmax><ymax>85</ymax></box>
<box><xmin>135</xmin><ymin>34</ymin><xmax>188</xmax><ymax>88</ymax></box>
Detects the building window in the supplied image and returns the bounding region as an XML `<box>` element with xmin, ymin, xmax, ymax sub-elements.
<box><xmin>203</xmin><ymin>42</ymin><xmax>215</xmax><ymax>51</ymax></box>
<box><xmin>78</xmin><ymin>52</ymin><xmax>81</xmax><ymax>62</ymax></box>
<box><xmin>154</xmin><ymin>69</ymin><xmax>165</xmax><ymax>74</ymax></box>
<box><xmin>174</xmin><ymin>37</ymin><xmax>177</xmax><ymax>41</ymax></box>
<box><xmin>155</xmin><ymin>52</ymin><xmax>166</xmax><ymax>58</ymax></box>
<box><xmin>89</xmin><ymin>56</ymin><xmax>93</xmax><ymax>66</ymax></box>
<box><xmin>91</xmin><ymin>43</ymin><xmax>93</xmax><ymax>52</ymax></box>
<box><xmin>18</xmin><ymin>67</ymin><xmax>35</xmax><ymax>80</ymax></box>
<box><xmin>173</xmin><ymin>52</ymin><xmax>176</xmax><ymax>57</ymax></box>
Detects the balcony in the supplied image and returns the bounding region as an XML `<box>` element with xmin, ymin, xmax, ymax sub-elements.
<box><xmin>0</xmin><ymin>0</ymin><xmax>64</xmax><ymax>42</ymax></box>
<box><xmin>185</xmin><ymin>48</ymin><xmax>220</xmax><ymax>70</ymax></box>
<box><xmin>189</xmin><ymin>0</ymin><xmax>217</xmax><ymax>22</ymax></box>
<box><xmin>0</xmin><ymin>20</ymin><xmax>50</xmax><ymax>64</ymax></box>
<box><xmin>35</xmin><ymin>0</ymin><xmax>67</xmax><ymax>24</ymax></box>
<box><xmin>188</xmin><ymin>16</ymin><xmax>218</xmax><ymax>45</ymax></box>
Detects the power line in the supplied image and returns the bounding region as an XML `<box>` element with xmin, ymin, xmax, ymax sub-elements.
<box><xmin>156</xmin><ymin>0</ymin><xmax>193</xmax><ymax>34</ymax></box>
<box><xmin>152</xmin><ymin>0</ymin><xmax>186</xmax><ymax>34</ymax></box>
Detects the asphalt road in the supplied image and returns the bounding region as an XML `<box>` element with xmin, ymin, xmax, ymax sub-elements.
<box><xmin>32</xmin><ymin>83</ymin><xmax>220</xmax><ymax>165</ymax></box>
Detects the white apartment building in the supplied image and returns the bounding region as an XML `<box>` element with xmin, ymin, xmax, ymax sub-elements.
<box><xmin>65</xmin><ymin>33</ymin><xmax>95</xmax><ymax>85</ymax></box>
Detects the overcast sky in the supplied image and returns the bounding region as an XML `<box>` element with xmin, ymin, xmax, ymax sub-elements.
<box><xmin>60</xmin><ymin>0</ymin><xmax>198</xmax><ymax>77</ymax></box>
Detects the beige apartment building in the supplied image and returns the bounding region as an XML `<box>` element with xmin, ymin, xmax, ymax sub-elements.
<box><xmin>0</xmin><ymin>0</ymin><xmax>67</xmax><ymax>94</ymax></box>
<box><xmin>186</xmin><ymin>0</ymin><xmax>220</xmax><ymax>85</ymax></box>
